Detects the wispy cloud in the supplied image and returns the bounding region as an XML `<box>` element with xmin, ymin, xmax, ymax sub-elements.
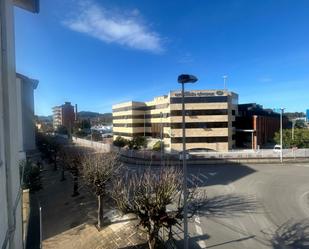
<box><xmin>63</xmin><ymin>1</ymin><xmax>163</xmax><ymax>53</ymax></box>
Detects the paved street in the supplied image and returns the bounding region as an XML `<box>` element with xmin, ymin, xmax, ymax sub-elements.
<box><xmin>126</xmin><ymin>162</ymin><xmax>309</xmax><ymax>248</ymax></box>
<box><xmin>184</xmin><ymin>163</ymin><xmax>309</xmax><ymax>249</ymax></box>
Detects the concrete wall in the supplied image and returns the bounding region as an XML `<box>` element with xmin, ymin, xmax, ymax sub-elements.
<box><xmin>0</xmin><ymin>1</ymin><xmax>24</xmax><ymax>248</ymax></box>
<box><xmin>0</xmin><ymin>1</ymin><xmax>38</xmax><ymax>248</ymax></box>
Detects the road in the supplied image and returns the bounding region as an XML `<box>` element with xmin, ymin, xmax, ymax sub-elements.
<box><xmin>126</xmin><ymin>162</ymin><xmax>309</xmax><ymax>248</ymax></box>
<box><xmin>186</xmin><ymin>163</ymin><xmax>309</xmax><ymax>249</ymax></box>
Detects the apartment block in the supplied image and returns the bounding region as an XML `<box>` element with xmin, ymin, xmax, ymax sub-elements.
<box><xmin>52</xmin><ymin>102</ymin><xmax>75</xmax><ymax>130</ymax></box>
<box><xmin>113</xmin><ymin>90</ymin><xmax>238</xmax><ymax>152</ymax></box>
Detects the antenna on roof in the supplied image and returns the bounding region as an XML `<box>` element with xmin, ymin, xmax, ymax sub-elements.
<box><xmin>223</xmin><ymin>75</ymin><xmax>228</xmax><ymax>90</ymax></box>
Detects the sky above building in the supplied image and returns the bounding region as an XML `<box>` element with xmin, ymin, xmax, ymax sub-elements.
<box><xmin>15</xmin><ymin>0</ymin><xmax>309</xmax><ymax>116</ymax></box>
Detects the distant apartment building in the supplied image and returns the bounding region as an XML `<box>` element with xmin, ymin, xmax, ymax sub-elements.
<box><xmin>52</xmin><ymin>102</ymin><xmax>75</xmax><ymax>131</ymax></box>
<box><xmin>235</xmin><ymin>103</ymin><xmax>288</xmax><ymax>149</ymax></box>
<box><xmin>113</xmin><ymin>90</ymin><xmax>238</xmax><ymax>152</ymax></box>
<box><xmin>16</xmin><ymin>73</ymin><xmax>39</xmax><ymax>152</ymax></box>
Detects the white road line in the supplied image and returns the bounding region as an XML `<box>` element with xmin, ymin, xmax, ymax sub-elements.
<box><xmin>195</xmin><ymin>216</ymin><xmax>201</xmax><ymax>224</ymax></box>
<box><xmin>197</xmin><ymin>240</ymin><xmax>207</xmax><ymax>248</ymax></box>
<box><xmin>187</xmin><ymin>177</ymin><xmax>194</xmax><ymax>186</ymax></box>
<box><xmin>190</xmin><ymin>173</ymin><xmax>204</xmax><ymax>183</ymax></box>
<box><xmin>209</xmin><ymin>172</ymin><xmax>217</xmax><ymax>176</ymax></box>
<box><xmin>194</xmin><ymin>215</ymin><xmax>207</xmax><ymax>248</ymax></box>
<box><xmin>195</xmin><ymin>224</ymin><xmax>203</xmax><ymax>235</ymax></box>
<box><xmin>199</xmin><ymin>173</ymin><xmax>209</xmax><ymax>180</ymax></box>
<box><xmin>195</xmin><ymin>223</ymin><xmax>207</xmax><ymax>248</ymax></box>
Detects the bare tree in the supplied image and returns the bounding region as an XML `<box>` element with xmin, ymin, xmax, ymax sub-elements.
<box><xmin>111</xmin><ymin>167</ymin><xmax>204</xmax><ymax>249</ymax></box>
<box><xmin>81</xmin><ymin>151</ymin><xmax>122</xmax><ymax>229</ymax></box>
<box><xmin>60</xmin><ymin>146</ymin><xmax>83</xmax><ymax>196</ymax></box>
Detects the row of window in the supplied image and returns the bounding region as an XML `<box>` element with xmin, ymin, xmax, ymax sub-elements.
<box><xmin>113</xmin><ymin>131</ymin><xmax>169</xmax><ymax>138</ymax></box>
<box><xmin>170</xmin><ymin>109</ymin><xmax>228</xmax><ymax>116</ymax></box>
<box><xmin>113</xmin><ymin>113</ymin><xmax>170</xmax><ymax>120</ymax></box>
<box><xmin>170</xmin><ymin>96</ymin><xmax>228</xmax><ymax>104</ymax></box>
<box><xmin>113</xmin><ymin>103</ymin><xmax>169</xmax><ymax>112</ymax></box>
<box><xmin>113</xmin><ymin>109</ymin><xmax>231</xmax><ymax>120</ymax></box>
<box><xmin>113</xmin><ymin>122</ymin><xmax>229</xmax><ymax>128</ymax></box>
<box><xmin>171</xmin><ymin>136</ymin><xmax>228</xmax><ymax>143</ymax></box>
<box><xmin>113</xmin><ymin>96</ymin><xmax>229</xmax><ymax>112</ymax></box>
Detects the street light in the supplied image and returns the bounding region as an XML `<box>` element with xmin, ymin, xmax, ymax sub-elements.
<box><xmin>280</xmin><ymin>108</ymin><xmax>285</xmax><ymax>163</ymax></box>
<box><xmin>177</xmin><ymin>74</ymin><xmax>198</xmax><ymax>249</ymax></box>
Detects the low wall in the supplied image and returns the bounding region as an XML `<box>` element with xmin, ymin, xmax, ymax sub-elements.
<box><xmin>72</xmin><ymin>136</ymin><xmax>111</xmax><ymax>152</ymax></box>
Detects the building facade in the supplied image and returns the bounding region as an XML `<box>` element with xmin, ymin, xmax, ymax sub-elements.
<box><xmin>0</xmin><ymin>1</ymin><xmax>39</xmax><ymax>249</ymax></box>
<box><xmin>113</xmin><ymin>90</ymin><xmax>238</xmax><ymax>152</ymax></box>
<box><xmin>235</xmin><ymin>103</ymin><xmax>285</xmax><ymax>149</ymax></box>
<box><xmin>52</xmin><ymin>102</ymin><xmax>75</xmax><ymax>131</ymax></box>
<box><xmin>16</xmin><ymin>73</ymin><xmax>39</xmax><ymax>152</ymax></box>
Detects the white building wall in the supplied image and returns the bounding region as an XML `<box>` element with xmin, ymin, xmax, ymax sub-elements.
<box><xmin>0</xmin><ymin>1</ymin><xmax>29</xmax><ymax>249</ymax></box>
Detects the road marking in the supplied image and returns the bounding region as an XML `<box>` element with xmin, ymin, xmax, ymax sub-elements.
<box><xmin>195</xmin><ymin>224</ymin><xmax>203</xmax><ymax>235</ymax></box>
<box><xmin>194</xmin><ymin>215</ymin><xmax>207</xmax><ymax>248</ymax></box>
<box><xmin>209</xmin><ymin>172</ymin><xmax>217</xmax><ymax>176</ymax></box>
<box><xmin>187</xmin><ymin>177</ymin><xmax>194</xmax><ymax>186</ymax></box>
<box><xmin>199</xmin><ymin>173</ymin><xmax>209</xmax><ymax>180</ymax></box>
<box><xmin>190</xmin><ymin>173</ymin><xmax>204</xmax><ymax>183</ymax></box>
<box><xmin>195</xmin><ymin>216</ymin><xmax>201</xmax><ymax>224</ymax></box>
<box><xmin>197</xmin><ymin>240</ymin><xmax>207</xmax><ymax>248</ymax></box>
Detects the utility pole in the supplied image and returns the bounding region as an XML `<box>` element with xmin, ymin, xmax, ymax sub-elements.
<box><xmin>280</xmin><ymin>108</ymin><xmax>284</xmax><ymax>163</ymax></box>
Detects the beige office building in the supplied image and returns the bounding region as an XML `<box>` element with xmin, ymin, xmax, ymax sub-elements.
<box><xmin>112</xmin><ymin>90</ymin><xmax>238</xmax><ymax>152</ymax></box>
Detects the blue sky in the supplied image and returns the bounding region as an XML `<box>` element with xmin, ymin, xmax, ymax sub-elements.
<box><xmin>15</xmin><ymin>0</ymin><xmax>309</xmax><ymax>116</ymax></box>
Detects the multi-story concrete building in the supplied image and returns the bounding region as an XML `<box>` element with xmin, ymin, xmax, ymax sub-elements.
<box><xmin>0</xmin><ymin>1</ymin><xmax>39</xmax><ymax>249</ymax></box>
<box><xmin>52</xmin><ymin>102</ymin><xmax>75</xmax><ymax>131</ymax></box>
<box><xmin>113</xmin><ymin>90</ymin><xmax>238</xmax><ymax>152</ymax></box>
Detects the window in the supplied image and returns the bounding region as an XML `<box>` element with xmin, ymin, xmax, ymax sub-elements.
<box><xmin>170</xmin><ymin>109</ymin><xmax>228</xmax><ymax>116</ymax></box>
<box><xmin>170</xmin><ymin>96</ymin><xmax>228</xmax><ymax>104</ymax></box>
<box><xmin>171</xmin><ymin>136</ymin><xmax>228</xmax><ymax>143</ymax></box>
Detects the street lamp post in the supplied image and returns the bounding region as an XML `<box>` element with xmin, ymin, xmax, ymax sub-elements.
<box><xmin>177</xmin><ymin>74</ymin><xmax>198</xmax><ymax>249</ymax></box>
<box><xmin>280</xmin><ymin>108</ymin><xmax>284</xmax><ymax>163</ymax></box>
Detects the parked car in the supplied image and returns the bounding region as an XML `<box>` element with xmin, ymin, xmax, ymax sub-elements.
<box><xmin>273</xmin><ymin>144</ymin><xmax>281</xmax><ymax>152</ymax></box>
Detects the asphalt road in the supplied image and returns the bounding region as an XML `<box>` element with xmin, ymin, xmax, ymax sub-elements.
<box><xmin>186</xmin><ymin>163</ymin><xmax>309</xmax><ymax>249</ymax></box>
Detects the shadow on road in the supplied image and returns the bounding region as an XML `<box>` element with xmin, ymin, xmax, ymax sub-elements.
<box><xmin>195</xmin><ymin>194</ymin><xmax>261</xmax><ymax>218</ymax></box>
<box><xmin>187</xmin><ymin>163</ymin><xmax>257</xmax><ymax>188</ymax></box>
<box><xmin>271</xmin><ymin>219</ymin><xmax>309</xmax><ymax>249</ymax></box>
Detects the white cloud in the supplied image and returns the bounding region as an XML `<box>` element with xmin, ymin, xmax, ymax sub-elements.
<box><xmin>63</xmin><ymin>2</ymin><xmax>163</xmax><ymax>53</ymax></box>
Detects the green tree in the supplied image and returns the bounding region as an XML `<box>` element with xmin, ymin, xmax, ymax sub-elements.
<box><xmin>274</xmin><ymin>128</ymin><xmax>309</xmax><ymax>148</ymax></box>
<box><xmin>295</xmin><ymin>120</ymin><xmax>307</xmax><ymax>129</ymax></box>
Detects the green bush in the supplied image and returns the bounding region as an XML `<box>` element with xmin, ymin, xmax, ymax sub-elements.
<box><xmin>113</xmin><ymin>136</ymin><xmax>128</xmax><ymax>148</ymax></box>
<box><xmin>128</xmin><ymin>136</ymin><xmax>147</xmax><ymax>150</ymax></box>
<box><xmin>152</xmin><ymin>141</ymin><xmax>163</xmax><ymax>151</ymax></box>
<box><xmin>20</xmin><ymin>160</ymin><xmax>42</xmax><ymax>192</ymax></box>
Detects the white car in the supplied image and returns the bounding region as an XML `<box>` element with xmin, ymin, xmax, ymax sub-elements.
<box><xmin>273</xmin><ymin>144</ymin><xmax>281</xmax><ymax>152</ymax></box>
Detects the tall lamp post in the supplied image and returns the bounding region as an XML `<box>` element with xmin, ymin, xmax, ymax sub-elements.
<box><xmin>177</xmin><ymin>74</ymin><xmax>198</xmax><ymax>249</ymax></box>
<box><xmin>280</xmin><ymin>108</ymin><xmax>284</xmax><ymax>163</ymax></box>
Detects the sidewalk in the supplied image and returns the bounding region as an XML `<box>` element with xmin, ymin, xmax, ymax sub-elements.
<box><xmin>36</xmin><ymin>162</ymin><xmax>147</xmax><ymax>249</ymax></box>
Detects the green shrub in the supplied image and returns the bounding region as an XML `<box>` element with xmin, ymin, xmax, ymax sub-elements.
<box><xmin>128</xmin><ymin>136</ymin><xmax>147</xmax><ymax>150</ymax></box>
<box><xmin>20</xmin><ymin>160</ymin><xmax>42</xmax><ymax>192</ymax></box>
<box><xmin>113</xmin><ymin>136</ymin><xmax>128</xmax><ymax>147</ymax></box>
<box><xmin>152</xmin><ymin>141</ymin><xmax>163</xmax><ymax>151</ymax></box>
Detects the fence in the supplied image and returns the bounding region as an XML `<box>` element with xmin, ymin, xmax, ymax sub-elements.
<box><xmin>118</xmin><ymin>148</ymin><xmax>309</xmax><ymax>160</ymax></box>
<box><xmin>72</xmin><ymin>136</ymin><xmax>111</xmax><ymax>152</ymax></box>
